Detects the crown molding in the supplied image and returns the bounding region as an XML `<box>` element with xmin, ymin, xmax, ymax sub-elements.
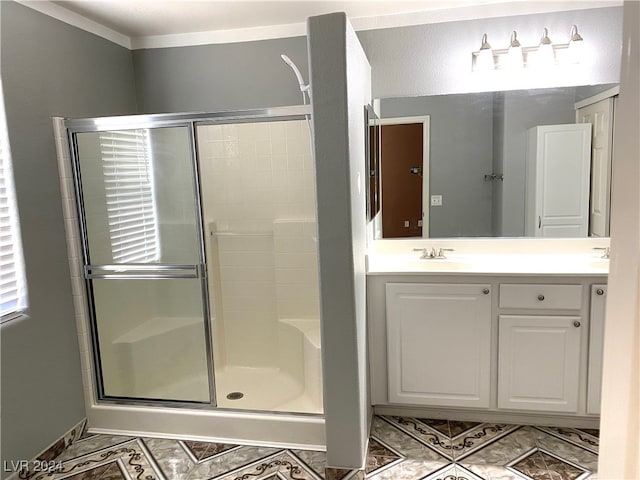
<box><xmin>131</xmin><ymin>22</ymin><xmax>307</xmax><ymax>50</ymax></box>
<box><xmin>15</xmin><ymin>0</ymin><xmax>131</xmax><ymax>49</ymax></box>
<box><xmin>15</xmin><ymin>0</ymin><xmax>622</xmax><ymax>51</ymax></box>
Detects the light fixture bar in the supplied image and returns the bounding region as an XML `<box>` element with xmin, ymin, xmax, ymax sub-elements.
<box><xmin>473</xmin><ymin>44</ymin><xmax>571</xmax><ymax>69</ymax></box>
<box><xmin>471</xmin><ymin>26</ymin><xmax>584</xmax><ymax>71</ymax></box>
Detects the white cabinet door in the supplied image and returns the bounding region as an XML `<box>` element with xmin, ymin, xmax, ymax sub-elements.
<box><xmin>577</xmin><ymin>98</ymin><xmax>615</xmax><ymax>237</ymax></box>
<box><xmin>587</xmin><ymin>285</ymin><xmax>607</xmax><ymax>415</ymax></box>
<box><xmin>386</xmin><ymin>283</ymin><xmax>491</xmax><ymax>408</ymax></box>
<box><xmin>525</xmin><ymin>124</ymin><xmax>592</xmax><ymax>237</ymax></box>
<box><xmin>498</xmin><ymin>315</ymin><xmax>582</xmax><ymax>412</ymax></box>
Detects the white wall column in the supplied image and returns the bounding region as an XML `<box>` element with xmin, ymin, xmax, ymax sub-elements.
<box><xmin>598</xmin><ymin>1</ymin><xmax>640</xmax><ymax>478</ymax></box>
<box><xmin>307</xmin><ymin>12</ymin><xmax>372</xmax><ymax>470</ymax></box>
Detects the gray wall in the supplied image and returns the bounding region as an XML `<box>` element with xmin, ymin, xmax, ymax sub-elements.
<box><xmin>0</xmin><ymin>1</ymin><xmax>137</xmax><ymax>474</ymax></box>
<box><xmin>130</xmin><ymin>7</ymin><xmax>622</xmax><ymax>114</ymax></box>
<box><xmin>380</xmin><ymin>94</ymin><xmax>494</xmax><ymax>237</ymax></box>
<box><xmin>358</xmin><ymin>7</ymin><xmax>623</xmax><ymax>99</ymax></box>
<box><xmin>492</xmin><ymin>93</ymin><xmax>505</xmax><ymax>236</ymax></box>
<box><xmin>309</xmin><ymin>12</ymin><xmax>371</xmax><ymax>470</ymax></box>
<box><xmin>132</xmin><ymin>37</ymin><xmax>308</xmax><ymax>113</ymax></box>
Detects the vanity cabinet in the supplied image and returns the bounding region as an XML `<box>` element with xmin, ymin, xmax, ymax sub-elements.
<box><xmin>385</xmin><ymin>283</ymin><xmax>491</xmax><ymax>408</ymax></box>
<box><xmin>368</xmin><ymin>272</ymin><xmax>606</xmax><ymax>424</ymax></box>
<box><xmin>498</xmin><ymin>315</ymin><xmax>582</xmax><ymax>412</ymax></box>
<box><xmin>587</xmin><ymin>284</ymin><xmax>607</xmax><ymax>414</ymax></box>
<box><xmin>497</xmin><ymin>284</ymin><xmax>583</xmax><ymax>413</ymax></box>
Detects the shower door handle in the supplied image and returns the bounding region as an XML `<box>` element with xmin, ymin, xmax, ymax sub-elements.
<box><xmin>85</xmin><ymin>264</ymin><xmax>202</xmax><ymax>280</ymax></box>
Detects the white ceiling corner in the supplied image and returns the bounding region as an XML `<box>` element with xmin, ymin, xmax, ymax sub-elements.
<box><xmin>15</xmin><ymin>0</ymin><xmax>132</xmax><ymax>48</ymax></box>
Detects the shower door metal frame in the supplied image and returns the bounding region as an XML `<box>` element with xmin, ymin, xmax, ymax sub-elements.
<box><xmin>65</xmin><ymin>105</ymin><xmax>318</xmax><ymax>414</ymax></box>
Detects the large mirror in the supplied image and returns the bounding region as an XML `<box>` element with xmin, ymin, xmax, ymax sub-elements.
<box><xmin>372</xmin><ymin>83</ymin><xmax>618</xmax><ymax>239</ymax></box>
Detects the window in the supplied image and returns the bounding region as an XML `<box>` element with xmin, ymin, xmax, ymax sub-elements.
<box><xmin>100</xmin><ymin>130</ymin><xmax>159</xmax><ymax>263</ymax></box>
<box><xmin>0</xmin><ymin>84</ymin><xmax>27</xmax><ymax>322</ymax></box>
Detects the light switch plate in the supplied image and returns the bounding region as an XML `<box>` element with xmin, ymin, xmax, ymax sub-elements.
<box><xmin>431</xmin><ymin>195</ymin><xmax>443</xmax><ymax>206</ymax></box>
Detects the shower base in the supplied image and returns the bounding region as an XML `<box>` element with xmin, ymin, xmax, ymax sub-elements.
<box><xmin>145</xmin><ymin>367</ymin><xmax>322</xmax><ymax>414</ymax></box>
<box><xmin>215</xmin><ymin>365</ymin><xmax>323</xmax><ymax>414</ymax></box>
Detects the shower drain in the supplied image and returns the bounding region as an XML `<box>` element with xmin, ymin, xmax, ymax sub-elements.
<box><xmin>226</xmin><ymin>391</ymin><xmax>244</xmax><ymax>400</ymax></box>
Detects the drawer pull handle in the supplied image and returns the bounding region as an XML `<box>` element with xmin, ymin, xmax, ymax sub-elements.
<box><xmin>483</xmin><ymin>288</ymin><xmax>490</xmax><ymax>295</ymax></box>
<box><xmin>537</xmin><ymin>294</ymin><xmax>545</xmax><ymax>301</ymax></box>
<box><xmin>573</xmin><ymin>320</ymin><xmax>581</xmax><ymax>328</ymax></box>
<box><xmin>596</xmin><ymin>288</ymin><xmax>605</xmax><ymax>296</ymax></box>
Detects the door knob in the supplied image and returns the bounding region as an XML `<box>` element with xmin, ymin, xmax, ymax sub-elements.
<box><xmin>596</xmin><ymin>288</ymin><xmax>605</xmax><ymax>295</ymax></box>
<box><xmin>483</xmin><ymin>288</ymin><xmax>490</xmax><ymax>295</ymax></box>
<box><xmin>537</xmin><ymin>294</ymin><xmax>545</xmax><ymax>301</ymax></box>
<box><xmin>573</xmin><ymin>320</ymin><xmax>581</xmax><ymax>328</ymax></box>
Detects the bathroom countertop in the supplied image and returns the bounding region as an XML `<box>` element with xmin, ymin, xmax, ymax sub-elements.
<box><xmin>366</xmin><ymin>253</ymin><xmax>609</xmax><ymax>277</ymax></box>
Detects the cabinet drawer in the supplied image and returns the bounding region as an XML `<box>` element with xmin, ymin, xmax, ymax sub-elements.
<box><xmin>499</xmin><ymin>284</ymin><xmax>582</xmax><ymax>310</ymax></box>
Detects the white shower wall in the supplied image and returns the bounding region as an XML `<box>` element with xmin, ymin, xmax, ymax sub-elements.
<box><xmin>198</xmin><ymin>120</ymin><xmax>319</xmax><ymax>375</ymax></box>
<box><xmin>198</xmin><ymin>120</ymin><xmax>314</xmax><ymax>228</ymax></box>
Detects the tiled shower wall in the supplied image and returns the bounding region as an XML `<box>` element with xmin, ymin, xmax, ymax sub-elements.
<box><xmin>52</xmin><ymin>117</ymin><xmax>95</xmax><ymax>413</ymax></box>
<box><xmin>197</xmin><ymin>120</ymin><xmax>315</xmax><ymax>231</ymax></box>
<box><xmin>214</xmin><ymin>230</ymin><xmax>277</xmax><ymax>367</ymax></box>
<box><xmin>273</xmin><ymin>219</ymin><xmax>320</xmax><ymax>320</ymax></box>
<box><xmin>198</xmin><ymin>120</ymin><xmax>319</xmax><ymax>370</ymax></box>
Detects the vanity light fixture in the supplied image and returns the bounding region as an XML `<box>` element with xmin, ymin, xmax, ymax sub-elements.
<box><xmin>536</xmin><ymin>28</ymin><xmax>555</xmax><ymax>67</ymax></box>
<box><xmin>506</xmin><ymin>31</ymin><xmax>524</xmax><ymax>69</ymax></box>
<box><xmin>475</xmin><ymin>33</ymin><xmax>495</xmax><ymax>71</ymax></box>
<box><xmin>472</xmin><ymin>25</ymin><xmax>585</xmax><ymax>71</ymax></box>
<box><xmin>568</xmin><ymin>25</ymin><xmax>584</xmax><ymax>63</ymax></box>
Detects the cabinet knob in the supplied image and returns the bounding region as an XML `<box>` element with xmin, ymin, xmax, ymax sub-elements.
<box><xmin>537</xmin><ymin>294</ymin><xmax>545</xmax><ymax>301</ymax></box>
<box><xmin>483</xmin><ymin>288</ymin><xmax>490</xmax><ymax>295</ymax></box>
<box><xmin>573</xmin><ymin>320</ymin><xmax>581</xmax><ymax>328</ymax></box>
<box><xmin>596</xmin><ymin>288</ymin><xmax>605</xmax><ymax>296</ymax></box>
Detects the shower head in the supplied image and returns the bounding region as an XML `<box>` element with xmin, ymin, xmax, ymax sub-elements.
<box><xmin>280</xmin><ymin>54</ymin><xmax>306</xmax><ymax>89</ymax></box>
<box><xmin>280</xmin><ymin>54</ymin><xmax>311</xmax><ymax>104</ymax></box>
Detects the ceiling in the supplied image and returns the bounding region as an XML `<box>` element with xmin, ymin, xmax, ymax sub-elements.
<box><xmin>20</xmin><ymin>0</ymin><xmax>621</xmax><ymax>49</ymax></box>
<box><xmin>48</xmin><ymin>0</ymin><xmax>580</xmax><ymax>37</ymax></box>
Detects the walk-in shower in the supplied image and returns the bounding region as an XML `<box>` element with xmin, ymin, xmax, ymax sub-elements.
<box><xmin>58</xmin><ymin>105</ymin><xmax>324</xmax><ymax>446</ymax></box>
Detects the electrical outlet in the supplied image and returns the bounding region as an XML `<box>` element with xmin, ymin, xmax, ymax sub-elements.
<box><xmin>431</xmin><ymin>195</ymin><xmax>443</xmax><ymax>206</ymax></box>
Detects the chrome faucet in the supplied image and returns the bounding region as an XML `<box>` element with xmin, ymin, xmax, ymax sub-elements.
<box><xmin>593</xmin><ymin>247</ymin><xmax>611</xmax><ymax>259</ymax></box>
<box><xmin>413</xmin><ymin>247</ymin><xmax>455</xmax><ymax>259</ymax></box>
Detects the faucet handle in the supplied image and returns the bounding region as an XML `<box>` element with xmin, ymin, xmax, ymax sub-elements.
<box><xmin>436</xmin><ymin>247</ymin><xmax>454</xmax><ymax>258</ymax></box>
<box><xmin>413</xmin><ymin>248</ymin><xmax>429</xmax><ymax>259</ymax></box>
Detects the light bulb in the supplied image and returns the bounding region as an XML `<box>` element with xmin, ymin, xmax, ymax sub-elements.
<box><xmin>475</xmin><ymin>33</ymin><xmax>495</xmax><ymax>71</ymax></box>
<box><xmin>568</xmin><ymin>25</ymin><xmax>584</xmax><ymax>64</ymax></box>
<box><xmin>536</xmin><ymin>27</ymin><xmax>555</xmax><ymax>67</ymax></box>
<box><xmin>506</xmin><ymin>30</ymin><xmax>523</xmax><ymax>69</ymax></box>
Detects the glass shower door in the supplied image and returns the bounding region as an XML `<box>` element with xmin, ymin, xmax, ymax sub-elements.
<box><xmin>73</xmin><ymin>126</ymin><xmax>211</xmax><ymax>403</ymax></box>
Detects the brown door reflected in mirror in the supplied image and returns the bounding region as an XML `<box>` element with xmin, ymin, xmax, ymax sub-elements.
<box><xmin>380</xmin><ymin>123</ymin><xmax>424</xmax><ymax>238</ymax></box>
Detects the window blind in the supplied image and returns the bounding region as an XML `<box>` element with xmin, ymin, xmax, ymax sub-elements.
<box><xmin>99</xmin><ymin>130</ymin><xmax>159</xmax><ymax>263</ymax></box>
<box><xmin>0</xmin><ymin>96</ymin><xmax>27</xmax><ymax>320</ymax></box>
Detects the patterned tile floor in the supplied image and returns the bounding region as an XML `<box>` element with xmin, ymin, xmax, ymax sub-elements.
<box><xmin>20</xmin><ymin>416</ymin><xmax>599</xmax><ymax>480</ymax></box>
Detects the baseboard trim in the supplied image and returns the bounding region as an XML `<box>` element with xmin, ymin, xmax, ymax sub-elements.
<box><xmin>5</xmin><ymin>418</ymin><xmax>88</xmax><ymax>480</ymax></box>
<box><xmin>373</xmin><ymin>405</ymin><xmax>600</xmax><ymax>429</ymax></box>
